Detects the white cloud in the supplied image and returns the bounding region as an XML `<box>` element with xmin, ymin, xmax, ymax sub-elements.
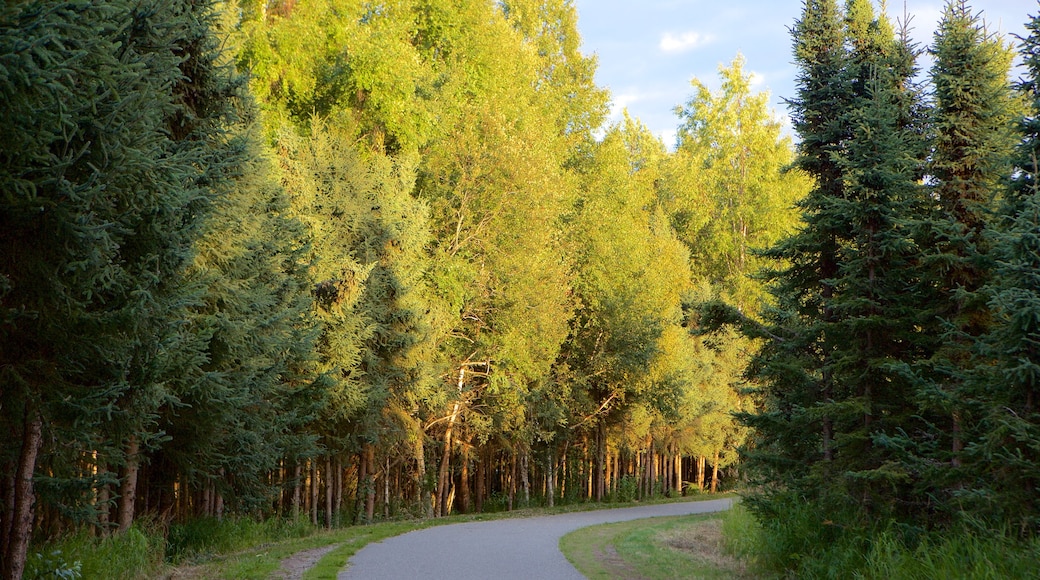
<box><xmin>748</xmin><ymin>71</ymin><xmax>766</xmax><ymax>89</ymax></box>
<box><xmin>659</xmin><ymin>31</ymin><xmax>713</xmax><ymax>54</ymax></box>
<box><xmin>609</xmin><ymin>92</ymin><xmax>645</xmax><ymax>120</ymax></box>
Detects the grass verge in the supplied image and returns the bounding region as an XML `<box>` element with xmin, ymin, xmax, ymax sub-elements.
<box><xmin>560</xmin><ymin>504</ymin><xmax>756</xmax><ymax>580</ymax></box>
<box><xmin>171</xmin><ymin>493</ymin><xmax>735</xmax><ymax>579</ymax></box>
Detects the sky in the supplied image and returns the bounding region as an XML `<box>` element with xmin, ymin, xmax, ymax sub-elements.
<box><xmin>572</xmin><ymin>0</ymin><xmax>1035</xmax><ymax>147</ymax></box>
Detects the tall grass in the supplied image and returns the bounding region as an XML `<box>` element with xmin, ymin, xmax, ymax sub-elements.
<box><xmin>24</xmin><ymin>525</ymin><xmax>164</xmax><ymax>580</ymax></box>
<box><xmin>721</xmin><ymin>494</ymin><xmax>1040</xmax><ymax>579</ymax></box>
<box><xmin>23</xmin><ymin>515</ymin><xmax>318</xmax><ymax>579</ymax></box>
<box><xmin>166</xmin><ymin>515</ymin><xmax>316</xmax><ymax>562</ymax></box>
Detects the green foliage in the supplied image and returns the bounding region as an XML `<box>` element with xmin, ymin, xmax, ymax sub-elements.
<box><xmin>669</xmin><ymin>56</ymin><xmax>808</xmax><ymax>313</ymax></box>
<box><xmin>25</xmin><ymin>527</ymin><xmax>163</xmax><ymax>580</ymax></box>
<box><xmin>24</xmin><ymin>551</ymin><xmax>81</xmax><ymax>580</ymax></box>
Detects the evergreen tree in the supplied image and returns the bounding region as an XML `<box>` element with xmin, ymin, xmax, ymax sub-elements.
<box><xmin>734</xmin><ymin>0</ymin><xmax>851</xmax><ymax>504</ymax></box>
<box><xmin>729</xmin><ymin>0</ymin><xmax>931</xmax><ymax>537</ymax></box>
<box><xmin>969</xmin><ymin>6</ymin><xmax>1040</xmax><ymax>530</ymax></box>
<box><xmin>0</xmin><ymin>0</ymin><xmax>245</xmax><ymax>573</ymax></box>
<box><xmin>912</xmin><ymin>1</ymin><xmax>1018</xmax><ymax>497</ymax></box>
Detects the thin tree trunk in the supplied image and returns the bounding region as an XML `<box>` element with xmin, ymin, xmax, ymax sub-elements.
<box><xmin>3</xmin><ymin>413</ymin><xmax>42</xmax><ymax>580</ymax></box>
<box><xmin>711</xmin><ymin>451</ymin><xmax>720</xmax><ymax>493</ymax></box>
<box><xmin>474</xmin><ymin>447</ymin><xmax>485</xmax><ymax>513</ymax></box>
<box><xmin>325</xmin><ymin>456</ymin><xmax>333</xmax><ymax>528</ymax></box>
<box><xmin>417</xmin><ymin>437</ymin><xmax>432</xmax><ymax>518</ymax></box>
<box><xmin>293</xmin><ymin>462</ymin><xmax>302</xmax><ymax>521</ymax></box>
<box><xmin>508</xmin><ymin>452</ymin><xmax>516</xmax><ymax>511</ymax></box>
<box><xmin>521</xmin><ymin>451</ymin><xmax>529</xmax><ymax>507</ymax></box>
<box><xmin>354</xmin><ymin>452</ymin><xmax>366</xmax><ymax>524</ymax></box>
<box><xmin>365</xmin><ymin>446</ymin><xmax>376</xmax><ymax>523</ymax></box>
<box><xmin>117</xmin><ymin>435</ymin><xmax>140</xmax><ymax>533</ymax></box>
<box><xmin>334</xmin><ymin>457</ymin><xmax>343</xmax><ymax>523</ymax></box>
<box><xmin>383</xmin><ymin>456</ymin><xmax>390</xmax><ymax>519</ymax></box>
<box><xmin>697</xmin><ymin>456</ymin><xmax>706</xmax><ymax>492</ymax></box>
<box><xmin>437</xmin><ymin>365</ymin><xmax>466</xmax><ymax>517</ymax></box>
<box><xmin>546</xmin><ymin>447</ymin><xmax>555</xmax><ymax>508</ymax></box>
<box><xmin>674</xmin><ymin>454</ymin><xmax>682</xmax><ymax>496</ymax></box>
<box><xmin>310</xmin><ymin>460</ymin><xmax>318</xmax><ymax>526</ymax></box>
<box><xmin>595</xmin><ymin>420</ymin><xmax>606</xmax><ymax>501</ymax></box>
<box><xmin>459</xmin><ymin>449</ymin><xmax>470</xmax><ymax>514</ymax></box>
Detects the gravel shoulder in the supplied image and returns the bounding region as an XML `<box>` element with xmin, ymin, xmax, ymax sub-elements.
<box><xmin>337</xmin><ymin>498</ymin><xmax>733</xmax><ymax>580</ymax></box>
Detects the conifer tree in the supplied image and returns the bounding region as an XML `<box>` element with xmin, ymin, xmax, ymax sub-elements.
<box><xmin>913</xmin><ymin>1</ymin><xmax>1017</xmax><ymax>494</ymax></box>
<box><xmin>731</xmin><ymin>0</ymin><xmax>930</xmax><ymax>531</ymax></box>
<box><xmin>735</xmin><ymin>0</ymin><xmax>850</xmax><ymax>503</ymax></box>
<box><xmin>969</xmin><ymin>7</ymin><xmax>1040</xmax><ymax>530</ymax></box>
<box><xmin>0</xmin><ymin>0</ymin><xmax>246</xmax><ymax>573</ymax></box>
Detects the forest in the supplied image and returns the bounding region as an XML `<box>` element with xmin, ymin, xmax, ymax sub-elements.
<box><xmin>1</xmin><ymin>0</ymin><xmax>1039</xmax><ymax>578</ymax></box>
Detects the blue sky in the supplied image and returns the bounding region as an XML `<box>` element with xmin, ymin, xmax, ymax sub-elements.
<box><xmin>572</xmin><ymin>0</ymin><xmax>1034</xmax><ymax>147</ymax></box>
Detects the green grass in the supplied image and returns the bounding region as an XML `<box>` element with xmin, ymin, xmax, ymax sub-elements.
<box><xmin>24</xmin><ymin>525</ymin><xmax>165</xmax><ymax>580</ymax></box>
<box><xmin>725</xmin><ymin>494</ymin><xmax>1040</xmax><ymax>579</ymax></box>
<box><xmin>560</xmin><ymin>504</ymin><xmax>754</xmax><ymax>580</ymax></box>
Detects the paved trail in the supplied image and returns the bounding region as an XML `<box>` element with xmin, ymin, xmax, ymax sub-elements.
<box><xmin>338</xmin><ymin>498</ymin><xmax>733</xmax><ymax>580</ymax></box>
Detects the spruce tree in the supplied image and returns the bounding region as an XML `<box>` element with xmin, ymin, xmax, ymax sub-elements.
<box><xmin>0</xmin><ymin>0</ymin><xmax>246</xmax><ymax>573</ymax></box>
<box><xmin>737</xmin><ymin>0</ymin><xmax>850</xmax><ymax>505</ymax></box>
<box><xmin>969</xmin><ymin>7</ymin><xmax>1040</xmax><ymax>530</ymax></box>
<box><xmin>733</xmin><ymin>0</ymin><xmax>930</xmax><ymax>538</ymax></box>
<box><xmin>912</xmin><ymin>0</ymin><xmax>1017</xmax><ymax>504</ymax></box>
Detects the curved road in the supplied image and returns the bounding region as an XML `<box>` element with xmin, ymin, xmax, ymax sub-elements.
<box><xmin>338</xmin><ymin>498</ymin><xmax>733</xmax><ymax>579</ymax></box>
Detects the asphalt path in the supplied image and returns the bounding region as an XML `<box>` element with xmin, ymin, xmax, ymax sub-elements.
<box><xmin>338</xmin><ymin>497</ymin><xmax>733</xmax><ymax>580</ymax></box>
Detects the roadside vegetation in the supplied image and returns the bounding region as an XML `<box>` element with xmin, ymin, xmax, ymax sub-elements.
<box><xmin>22</xmin><ymin>494</ymin><xmax>721</xmax><ymax>579</ymax></box>
<box><xmin>561</xmin><ymin>510</ymin><xmax>757</xmax><ymax>580</ymax></box>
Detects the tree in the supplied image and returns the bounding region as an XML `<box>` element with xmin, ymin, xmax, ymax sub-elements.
<box><xmin>911</xmin><ymin>1</ymin><xmax>1018</xmax><ymax>492</ymax></box>
<box><xmin>725</xmin><ymin>0</ymin><xmax>932</xmax><ymax>537</ymax></box>
<box><xmin>0</xmin><ymin>0</ymin><xmax>246</xmax><ymax>574</ymax></box>
<box><xmin>556</xmin><ymin>121</ymin><xmax>692</xmax><ymax>501</ymax></box>
<box><xmin>668</xmin><ymin>56</ymin><xmax>809</xmax><ymax>313</ymax></box>
<box><xmin>968</xmin><ymin>6</ymin><xmax>1040</xmax><ymax>530</ymax></box>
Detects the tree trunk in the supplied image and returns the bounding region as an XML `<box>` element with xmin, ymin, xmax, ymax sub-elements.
<box><xmin>117</xmin><ymin>435</ymin><xmax>140</xmax><ymax>533</ymax></box>
<box><xmin>595</xmin><ymin>420</ymin><xmax>606</xmax><ymax>501</ymax></box>
<box><xmin>459</xmin><ymin>448</ymin><xmax>470</xmax><ymax>514</ymax></box>
<box><xmin>437</xmin><ymin>365</ymin><xmax>467</xmax><ymax>517</ymax></box>
<box><xmin>325</xmin><ymin>456</ymin><xmax>334</xmax><ymax>527</ymax></box>
<box><xmin>674</xmin><ymin>454</ymin><xmax>682</xmax><ymax>496</ymax></box>
<box><xmin>696</xmin><ymin>455</ymin><xmax>706</xmax><ymax>492</ymax></box>
<box><xmin>474</xmin><ymin>447</ymin><xmax>485</xmax><ymax>513</ymax></box>
<box><xmin>711</xmin><ymin>451</ymin><xmax>720</xmax><ymax>493</ymax></box>
<box><xmin>416</xmin><ymin>437</ymin><xmax>433</xmax><ymax>518</ymax></box>
<box><xmin>521</xmin><ymin>451</ymin><xmax>529</xmax><ymax>507</ymax></box>
<box><xmin>354</xmin><ymin>452</ymin><xmax>366</xmax><ymax>524</ymax></box>
<box><xmin>508</xmin><ymin>452</ymin><xmax>516</xmax><ymax>511</ymax></box>
<box><xmin>293</xmin><ymin>462</ymin><xmax>302</xmax><ymax>520</ymax></box>
<box><xmin>546</xmin><ymin>448</ymin><xmax>555</xmax><ymax>508</ymax></box>
<box><xmin>365</xmin><ymin>446</ymin><xmax>376</xmax><ymax>523</ymax></box>
<box><xmin>310</xmin><ymin>460</ymin><xmax>319</xmax><ymax>526</ymax></box>
<box><xmin>383</xmin><ymin>456</ymin><xmax>390</xmax><ymax>519</ymax></box>
<box><xmin>334</xmin><ymin>457</ymin><xmax>343</xmax><ymax>523</ymax></box>
<box><xmin>2</xmin><ymin>412</ymin><xmax>41</xmax><ymax>580</ymax></box>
